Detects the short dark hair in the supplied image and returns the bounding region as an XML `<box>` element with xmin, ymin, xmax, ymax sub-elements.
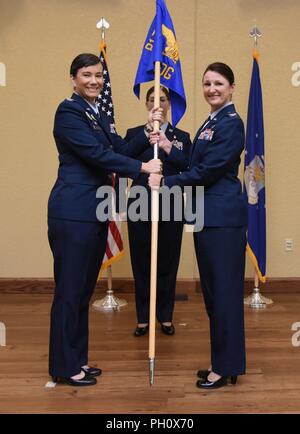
<box><xmin>203</xmin><ymin>62</ymin><xmax>235</xmax><ymax>85</ymax></box>
<box><xmin>146</xmin><ymin>85</ymin><xmax>170</xmax><ymax>102</ymax></box>
<box><xmin>70</xmin><ymin>53</ymin><xmax>101</xmax><ymax>77</ymax></box>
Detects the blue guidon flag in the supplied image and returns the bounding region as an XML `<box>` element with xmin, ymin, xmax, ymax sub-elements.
<box><xmin>243</xmin><ymin>52</ymin><xmax>266</xmax><ymax>283</ymax></box>
<box><xmin>134</xmin><ymin>0</ymin><xmax>186</xmax><ymax>126</ymax></box>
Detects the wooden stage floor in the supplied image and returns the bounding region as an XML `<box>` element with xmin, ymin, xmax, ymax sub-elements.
<box><xmin>0</xmin><ymin>289</ymin><xmax>300</xmax><ymax>414</ymax></box>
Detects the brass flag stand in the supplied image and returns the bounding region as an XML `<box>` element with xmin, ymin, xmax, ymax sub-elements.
<box><xmin>92</xmin><ymin>17</ymin><xmax>127</xmax><ymax>312</ymax></box>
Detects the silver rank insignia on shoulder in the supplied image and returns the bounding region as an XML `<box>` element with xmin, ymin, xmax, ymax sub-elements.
<box><xmin>66</xmin><ymin>98</ymin><xmax>74</xmax><ymax>102</ymax></box>
<box><xmin>228</xmin><ymin>113</ymin><xmax>237</xmax><ymax>117</ymax></box>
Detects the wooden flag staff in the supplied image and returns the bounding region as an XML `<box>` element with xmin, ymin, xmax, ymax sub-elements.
<box><xmin>149</xmin><ymin>61</ymin><xmax>161</xmax><ymax>386</ymax></box>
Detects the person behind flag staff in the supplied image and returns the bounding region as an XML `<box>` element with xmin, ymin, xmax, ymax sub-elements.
<box><xmin>47</xmin><ymin>53</ymin><xmax>163</xmax><ymax>387</ymax></box>
<box><xmin>125</xmin><ymin>85</ymin><xmax>191</xmax><ymax>337</ymax></box>
<box><xmin>149</xmin><ymin>63</ymin><xmax>247</xmax><ymax>389</ymax></box>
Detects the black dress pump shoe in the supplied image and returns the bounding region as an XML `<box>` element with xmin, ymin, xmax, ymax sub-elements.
<box><xmin>196</xmin><ymin>375</ymin><xmax>237</xmax><ymax>389</ymax></box>
<box><xmin>160</xmin><ymin>323</ymin><xmax>175</xmax><ymax>335</ymax></box>
<box><xmin>52</xmin><ymin>372</ymin><xmax>97</xmax><ymax>387</ymax></box>
<box><xmin>81</xmin><ymin>366</ymin><xmax>102</xmax><ymax>377</ymax></box>
<box><xmin>134</xmin><ymin>325</ymin><xmax>149</xmax><ymax>337</ymax></box>
<box><xmin>197</xmin><ymin>369</ymin><xmax>210</xmax><ymax>379</ymax></box>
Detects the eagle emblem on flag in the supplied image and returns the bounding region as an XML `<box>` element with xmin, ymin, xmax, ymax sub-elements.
<box><xmin>244</xmin><ymin>155</ymin><xmax>265</xmax><ymax>206</ymax></box>
<box><xmin>162</xmin><ymin>24</ymin><xmax>179</xmax><ymax>64</ymax></box>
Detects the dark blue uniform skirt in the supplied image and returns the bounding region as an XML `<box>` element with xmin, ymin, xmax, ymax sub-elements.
<box><xmin>194</xmin><ymin>226</ymin><xmax>247</xmax><ymax>376</ymax></box>
<box><xmin>128</xmin><ymin>219</ymin><xmax>183</xmax><ymax>324</ymax></box>
<box><xmin>48</xmin><ymin>218</ymin><xmax>108</xmax><ymax>377</ymax></box>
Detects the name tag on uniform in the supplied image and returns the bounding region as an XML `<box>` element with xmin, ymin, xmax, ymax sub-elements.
<box><xmin>198</xmin><ymin>128</ymin><xmax>214</xmax><ymax>141</ymax></box>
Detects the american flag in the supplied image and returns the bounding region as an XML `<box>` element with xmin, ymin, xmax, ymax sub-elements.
<box><xmin>97</xmin><ymin>41</ymin><xmax>124</xmax><ymax>270</ymax></box>
<box><xmin>97</xmin><ymin>42</ymin><xmax>115</xmax><ymax>129</ymax></box>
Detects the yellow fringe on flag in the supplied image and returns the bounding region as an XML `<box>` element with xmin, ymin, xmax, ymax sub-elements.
<box><xmin>246</xmin><ymin>243</ymin><xmax>266</xmax><ymax>283</ymax></box>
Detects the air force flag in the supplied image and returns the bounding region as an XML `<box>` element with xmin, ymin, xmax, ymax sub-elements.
<box><xmin>244</xmin><ymin>53</ymin><xmax>266</xmax><ymax>283</ymax></box>
<box><xmin>134</xmin><ymin>0</ymin><xmax>186</xmax><ymax>126</ymax></box>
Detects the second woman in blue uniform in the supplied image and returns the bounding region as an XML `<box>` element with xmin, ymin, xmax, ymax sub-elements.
<box><xmin>125</xmin><ymin>86</ymin><xmax>192</xmax><ymax>337</ymax></box>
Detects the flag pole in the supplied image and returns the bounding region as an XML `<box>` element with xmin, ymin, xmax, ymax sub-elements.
<box><xmin>133</xmin><ymin>0</ymin><xmax>186</xmax><ymax>384</ymax></box>
<box><xmin>149</xmin><ymin>61</ymin><xmax>161</xmax><ymax>386</ymax></box>
<box><xmin>243</xmin><ymin>24</ymin><xmax>273</xmax><ymax>309</ymax></box>
<box><xmin>96</xmin><ymin>17</ymin><xmax>110</xmax><ymax>42</ymax></box>
<box><xmin>93</xmin><ymin>17</ymin><xmax>128</xmax><ymax>312</ymax></box>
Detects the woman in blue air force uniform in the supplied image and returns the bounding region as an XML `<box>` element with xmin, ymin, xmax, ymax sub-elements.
<box><xmin>125</xmin><ymin>86</ymin><xmax>192</xmax><ymax>337</ymax></box>
<box><xmin>47</xmin><ymin>53</ymin><xmax>162</xmax><ymax>386</ymax></box>
<box><xmin>149</xmin><ymin>63</ymin><xmax>247</xmax><ymax>389</ymax></box>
